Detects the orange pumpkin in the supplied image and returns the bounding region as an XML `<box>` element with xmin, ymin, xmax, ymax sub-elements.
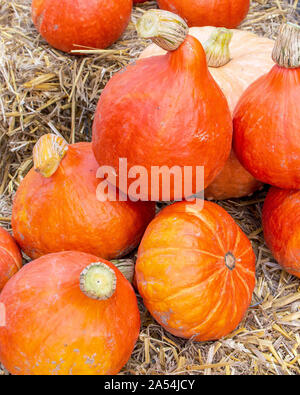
<box><xmin>263</xmin><ymin>187</ymin><xmax>300</xmax><ymax>278</ymax></box>
<box><xmin>136</xmin><ymin>200</ymin><xmax>256</xmax><ymax>341</ymax></box>
<box><xmin>0</xmin><ymin>227</ymin><xmax>22</xmax><ymax>291</ymax></box>
<box><xmin>140</xmin><ymin>26</ymin><xmax>274</xmax><ymax>199</ymax></box>
<box><xmin>157</xmin><ymin>0</ymin><xmax>250</xmax><ymax>29</ymax></box>
<box><xmin>0</xmin><ymin>251</ymin><xmax>140</xmax><ymax>375</ymax></box>
<box><xmin>92</xmin><ymin>10</ymin><xmax>232</xmax><ymax>201</ymax></box>
<box><xmin>12</xmin><ymin>134</ymin><xmax>155</xmax><ymax>260</ymax></box>
<box><xmin>31</xmin><ymin>0</ymin><xmax>132</xmax><ymax>53</ymax></box>
<box><xmin>233</xmin><ymin>23</ymin><xmax>300</xmax><ymax>189</ymax></box>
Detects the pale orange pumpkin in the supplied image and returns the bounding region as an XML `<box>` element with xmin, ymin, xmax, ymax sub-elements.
<box><xmin>140</xmin><ymin>26</ymin><xmax>274</xmax><ymax>199</ymax></box>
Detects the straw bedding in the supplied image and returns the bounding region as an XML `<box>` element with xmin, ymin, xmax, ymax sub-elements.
<box><xmin>0</xmin><ymin>0</ymin><xmax>300</xmax><ymax>375</ymax></box>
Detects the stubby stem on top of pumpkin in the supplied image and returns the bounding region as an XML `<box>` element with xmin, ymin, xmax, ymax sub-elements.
<box><xmin>111</xmin><ymin>259</ymin><xmax>134</xmax><ymax>284</ymax></box>
<box><xmin>136</xmin><ymin>9</ymin><xmax>188</xmax><ymax>51</ymax></box>
<box><xmin>225</xmin><ymin>252</ymin><xmax>236</xmax><ymax>271</ymax></box>
<box><xmin>33</xmin><ymin>133</ymin><xmax>68</xmax><ymax>178</ymax></box>
<box><xmin>80</xmin><ymin>262</ymin><xmax>117</xmax><ymax>300</ymax></box>
<box><xmin>203</xmin><ymin>28</ymin><xmax>233</xmax><ymax>68</ymax></box>
<box><xmin>272</xmin><ymin>22</ymin><xmax>300</xmax><ymax>68</ymax></box>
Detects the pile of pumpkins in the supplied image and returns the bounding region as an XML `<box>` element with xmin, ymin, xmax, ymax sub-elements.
<box><xmin>0</xmin><ymin>0</ymin><xmax>299</xmax><ymax>375</ymax></box>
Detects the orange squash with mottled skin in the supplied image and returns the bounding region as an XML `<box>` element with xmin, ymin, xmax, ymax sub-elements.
<box><xmin>157</xmin><ymin>0</ymin><xmax>250</xmax><ymax>28</ymax></box>
<box><xmin>0</xmin><ymin>227</ymin><xmax>22</xmax><ymax>291</ymax></box>
<box><xmin>12</xmin><ymin>141</ymin><xmax>155</xmax><ymax>260</ymax></box>
<box><xmin>233</xmin><ymin>23</ymin><xmax>300</xmax><ymax>189</ymax></box>
<box><xmin>136</xmin><ymin>200</ymin><xmax>256</xmax><ymax>341</ymax></box>
<box><xmin>0</xmin><ymin>251</ymin><xmax>140</xmax><ymax>375</ymax></box>
<box><xmin>31</xmin><ymin>0</ymin><xmax>132</xmax><ymax>53</ymax></box>
<box><xmin>263</xmin><ymin>187</ymin><xmax>300</xmax><ymax>278</ymax></box>
<box><xmin>92</xmin><ymin>32</ymin><xmax>232</xmax><ymax>201</ymax></box>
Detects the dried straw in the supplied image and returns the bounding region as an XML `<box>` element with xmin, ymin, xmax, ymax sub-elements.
<box><xmin>0</xmin><ymin>0</ymin><xmax>300</xmax><ymax>376</ymax></box>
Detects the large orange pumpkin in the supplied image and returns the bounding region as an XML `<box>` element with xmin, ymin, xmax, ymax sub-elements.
<box><xmin>12</xmin><ymin>134</ymin><xmax>155</xmax><ymax>260</ymax></box>
<box><xmin>157</xmin><ymin>0</ymin><xmax>250</xmax><ymax>28</ymax></box>
<box><xmin>0</xmin><ymin>251</ymin><xmax>140</xmax><ymax>375</ymax></box>
<box><xmin>233</xmin><ymin>23</ymin><xmax>300</xmax><ymax>189</ymax></box>
<box><xmin>0</xmin><ymin>227</ymin><xmax>22</xmax><ymax>291</ymax></box>
<box><xmin>262</xmin><ymin>187</ymin><xmax>300</xmax><ymax>278</ymax></box>
<box><xmin>31</xmin><ymin>0</ymin><xmax>132</xmax><ymax>53</ymax></box>
<box><xmin>140</xmin><ymin>26</ymin><xmax>274</xmax><ymax>199</ymax></box>
<box><xmin>136</xmin><ymin>200</ymin><xmax>256</xmax><ymax>341</ymax></box>
<box><xmin>92</xmin><ymin>10</ymin><xmax>232</xmax><ymax>201</ymax></box>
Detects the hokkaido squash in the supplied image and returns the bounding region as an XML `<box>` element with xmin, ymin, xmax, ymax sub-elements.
<box><xmin>0</xmin><ymin>251</ymin><xmax>140</xmax><ymax>375</ymax></box>
<box><xmin>140</xmin><ymin>26</ymin><xmax>274</xmax><ymax>199</ymax></box>
<box><xmin>12</xmin><ymin>134</ymin><xmax>155</xmax><ymax>260</ymax></box>
<box><xmin>0</xmin><ymin>227</ymin><xmax>22</xmax><ymax>291</ymax></box>
<box><xmin>92</xmin><ymin>10</ymin><xmax>232</xmax><ymax>201</ymax></box>
<box><xmin>157</xmin><ymin>0</ymin><xmax>250</xmax><ymax>29</ymax></box>
<box><xmin>262</xmin><ymin>187</ymin><xmax>300</xmax><ymax>278</ymax></box>
<box><xmin>233</xmin><ymin>23</ymin><xmax>300</xmax><ymax>189</ymax></box>
<box><xmin>136</xmin><ymin>200</ymin><xmax>256</xmax><ymax>341</ymax></box>
<box><xmin>31</xmin><ymin>0</ymin><xmax>132</xmax><ymax>53</ymax></box>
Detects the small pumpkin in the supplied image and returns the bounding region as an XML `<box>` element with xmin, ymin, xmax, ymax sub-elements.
<box><xmin>157</xmin><ymin>0</ymin><xmax>250</xmax><ymax>29</ymax></box>
<box><xmin>31</xmin><ymin>0</ymin><xmax>132</xmax><ymax>53</ymax></box>
<box><xmin>0</xmin><ymin>227</ymin><xmax>22</xmax><ymax>291</ymax></box>
<box><xmin>140</xmin><ymin>26</ymin><xmax>274</xmax><ymax>199</ymax></box>
<box><xmin>262</xmin><ymin>187</ymin><xmax>300</xmax><ymax>278</ymax></box>
<box><xmin>0</xmin><ymin>251</ymin><xmax>140</xmax><ymax>375</ymax></box>
<box><xmin>12</xmin><ymin>134</ymin><xmax>155</xmax><ymax>260</ymax></box>
<box><xmin>92</xmin><ymin>10</ymin><xmax>232</xmax><ymax>201</ymax></box>
<box><xmin>136</xmin><ymin>200</ymin><xmax>256</xmax><ymax>341</ymax></box>
<box><xmin>233</xmin><ymin>22</ymin><xmax>300</xmax><ymax>189</ymax></box>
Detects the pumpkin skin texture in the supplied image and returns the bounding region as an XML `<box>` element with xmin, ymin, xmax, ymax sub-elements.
<box><xmin>140</xmin><ymin>26</ymin><xmax>274</xmax><ymax>199</ymax></box>
<box><xmin>92</xmin><ymin>35</ymin><xmax>232</xmax><ymax>201</ymax></box>
<box><xmin>12</xmin><ymin>140</ymin><xmax>155</xmax><ymax>260</ymax></box>
<box><xmin>31</xmin><ymin>0</ymin><xmax>132</xmax><ymax>53</ymax></box>
<box><xmin>262</xmin><ymin>187</ymin><xmax>300</xmax><ymax>278</ymax></box>
<box><xmin>233</xmin><ymin>65</ymin><xmax>300</xmax><ymax>189</ymax></box>
<box><xmin>204</xmin><ymin>151</ymin><xmax>263</xmax><ymax>200</ymax></box>
<box><xmin>136</xmin><ymin>201</ymin><xmax>256</xmax><ymax>341</ymax></box>
<box><xmin>157</xmin><ymin>0</ymin><xmax>250</xmax><ymax>29</ymax></box>
<box><xmin>0</xmin><ymin>251</ymin><xmax>140</xmax><ymax>375</ymax></box>
<box><xmin>0</xmin><ymin>227</ymin><xmax>22</xmax><ymax>291</ymax></box>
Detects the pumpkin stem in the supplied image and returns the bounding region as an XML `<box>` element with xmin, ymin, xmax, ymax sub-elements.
<box><xmin>203</xmin><ymin>28</ymin><xmax>233</xmax><ymax>68</ymax></box>
<box><xmin>225</xmin><ymin>252</ymin><xmax>236</xmax><ymax>271</ymax></box>
<box><xmin>136</xmin><ymin>9</ymin><xmax>188</xmax><ymax>51</ymax></box>
<box><xmin>272</xmin><ymin>22</ymin><xmax>300</xmax><ymax>68</ymax></box>
<box><xmin>110</xmin><ymin>259</ymin><xmax>134</xmax><ymax>284</ymax></box>
<box><xmin>33</xmin><ymin>134</ymin><xmax>68</xmax><ymax>178</ymax></box>
<box><xmin>80</xmin><ymin>262</ymin><xmax>117</xmax><ymax>300</ymax></box>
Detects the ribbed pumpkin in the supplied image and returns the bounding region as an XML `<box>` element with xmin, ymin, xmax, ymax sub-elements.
<box><xmin>234</xmin><ymin>23</ymin><xmax>300</xmax><ymax>189</ymax></box>
<box><xmin>31</xmin><ymin>0</ymin><xmax>132</xmax><ymax>53</ymax></box>
<box><xmin>140</xmin><ymin>26</ymin><xmax>274</xmax><ymax>199</ymax></box>
<box><xmin>263</xmin><ymin>187</ymin><xmax>300</xmax><ymax>278</ymax></box>
<box><xmin>136</xmin><ymin>200</ymin><xmax>256</xmax><ymax>341</ymax></box>
<box><xmin>0</xmin><ymin>227</ymin><xmax>22</xmax><ymax>291</ymax></box>
<box><xmin>0</xmin><ymin>251</ymin><xmax>140</xmax><ymax>375</ymax></box>
<box><xmin>12</xmin><ymin>134</ymin><xmax>155</xmax><ymax>260</ymax></box>
<box><xmin>157</xmin><ymin>0</ymin><xmax>250</xmax><ymax>29</ymax></box>
<box><xmin>92</xmin><ymin>10</ymin><xmax>232</xmax><ymax>201</ymax></box>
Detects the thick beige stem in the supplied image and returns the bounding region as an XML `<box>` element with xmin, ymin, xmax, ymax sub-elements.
<box><xmin>136</xmin><ymin>9</ymin><xmax>188</xmax><ymax>51</ymax></box>
<box><xmin>33</xmin><ymin>134</ymin><xmax>68</xmax><ymax>178</ymax></box>
<box><xmin>272</xmin><ymin>22</ymin><xmax>300</xmax><ymax>68</ymax></box>
<box><xmin>80</xmin><ymin>262</ymin><xmax>117</xmax><ymax>300</ymax></box>
<box><xmin>204</xmin><ymin>28</ymin><xmax>233</xmax><ymax>68</ymax></box>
